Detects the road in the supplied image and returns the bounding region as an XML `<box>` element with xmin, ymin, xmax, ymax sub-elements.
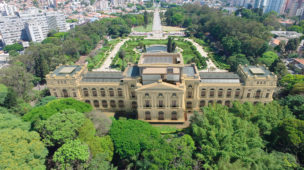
<box><xmin>185</xmin><ymin>38</ymin><xmax>227</xmax><ymax>72</ymax></box>
<box><xmin>152</xmin><ymin>7</ymin><xmax>162</xmax><ymax>32</ymax></box>
<box><xmin>94</xmin><ymin>38</ymin><xmax>129</xmax><ymax>71</ymax></box>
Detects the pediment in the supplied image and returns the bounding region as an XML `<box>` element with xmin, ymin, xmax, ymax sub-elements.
<box><xmin>136</xmin><ymin>82</ymin><xmax>184</xmax><ymax>91</ymax></box>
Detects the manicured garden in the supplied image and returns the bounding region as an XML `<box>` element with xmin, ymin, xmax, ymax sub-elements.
<box><xmin>86</xmin><ymin>39</ymin><xmax>121</xmax><ymax>70</ymax></box>
<box><xmin>110</xmin><ymin>37</ymin><xmax>207</xmax><ymax>71</ymax></box>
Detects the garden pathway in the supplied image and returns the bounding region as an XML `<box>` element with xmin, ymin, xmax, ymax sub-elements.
<box><xmin>94</xmin><ymin>38</ymin><xmax>129</xmax><ymax>71</ymax></box>
<box><xmin>185</xmin><ymin>38</ymin><xmax>227</xmax><ymax>72</ymax></box>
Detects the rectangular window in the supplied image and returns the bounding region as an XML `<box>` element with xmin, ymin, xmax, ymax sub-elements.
<box><xmin>266</xmin><ymin>93</ymin><xmax>270</xmax><ymax>98</ymax></box>
<box><xmin>187</xmin><ymin>91</ymin><xmax>192</xmax><ymax>98</ymax></box>
<box><xmin>145</xmin><ymin>100</ymin><xmax>150</xmax><ymax>107</ymax></box>
<box><xmin>131</xmin><ymin>91</ymin><xmax>136</xmax><ymax>98</ymax></box>
<box><xmin>247</xmin><ymin>93</ymin><xmax>250</xmax><ymax>98</ymax></box>
<box><xmin>210</xmin><ymin>91</ymin><xmax>214</xmax><ymax>97</ymax></box>
<box><xmin>171</xmin><ymin>100</ymin><xmax>177</xmax><ymax>107</ymax></box>
<box><xmin>159</xmin><ymin>100</ymin><xmax>164</xmax><ymax>107</ymax></box>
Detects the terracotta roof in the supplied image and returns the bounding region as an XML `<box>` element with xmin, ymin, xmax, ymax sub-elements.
<box><xmin>272</xmin><ymin>39</ymin><xmax>280</xmax><ymax>45</ymax></box>
<box><xmin>295</xmin><ymin>58</ymin><xmax>304</xmax><ymax>65</ymax></box>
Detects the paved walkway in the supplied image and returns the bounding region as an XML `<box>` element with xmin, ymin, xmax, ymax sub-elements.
<box><xmin>94</xmin><ymin>38</ymin><xmax>129</xmax><ymax>72</ymax></box>
<box><xmin>185</xmin><ymin>38</ymin><xmax>227</xmax><ymax>72</ymax></box>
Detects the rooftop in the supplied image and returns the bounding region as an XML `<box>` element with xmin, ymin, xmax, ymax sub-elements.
<box><xmin>51</xmin><ymin>65</ymin><xmax>82</xmax><ymax>76</ymax></box>
<box><xmin>199</xmin><ymin>72</ymin><xmax>240</xmax><ymax>84</ymax></box>
<box><xmin>82</xmin><ymin>71</ymin><xmax>123</xmax><ymax>82</ymax></box>
<box><xmin>138</xmin><ymin>53</ymin><xmax>183</xmax><ymax>65</ymax></box>
<box><xmin>199</xmin><ymin>72</ymin><xmax>240</xmax><ymax>79</ymax></box>
<box><xmin>142</xmin><ymin>67</ymin><xmax>179</xmax><ymax>74</ymax></box>
<box><xmin>126</xmin><ymin>66</ymin><xmax>140</xmax><ymax>77</ymax></box>
<box><xmin>183</xmin><ymin>66</ymin><xmax>196</xmax><ymax>77</ymax></box>
<box><xmin>240</xmin><ymin>65</ymin><xmax>272</xmax><ymax>77</ymax></box>
<box><xmin>294</xmin><ymin>58</ymin><xmax>304</xmax><ymax>65</ymax></box>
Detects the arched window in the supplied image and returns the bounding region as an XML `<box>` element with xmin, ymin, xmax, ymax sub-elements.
<box><xmin>110</xmin><ymin>100</ymin><xmax>116</xmax><ymax>108</ymax></box>
<box><xmin>131</xmin><ymin>84</ymin><xmax>135</xmax><ymax>88</ymax></box>
<box><xmin>226</xmin><ymin>89</ymin><xmax>232</xmax><ymax>98</ymax></box>
<box><xmin>200</xmin><ymin>100</ymin><xmax>205</xmax><ymax>107</ymax></box>
<box><xmin>118</xmin><ymin>88</ymin><xmax>123</xmax><ymax>97</ymax></box>
<box><xmin>235</xmin><ymin>89</ymin><xmax>241</xmax><ymax>98</ymax></box>
<box><xmin>158</xmin><ymin>111</ymin><xmax>164</xmax><ymax>120</ymax></box>
<box><xmin>62</xmin><ymin>89</ymin><xmax>69</xmax><ymax>97</ymax></box>
<box><xmin>145</xmin><ymin>111</ymin><xmax>151</xmax><ymax>120</ymax></box>
<box><xmin>102</xmin><ymin>100</ymin><xmax>107</xmax><ymax>108</ymax></box>
<box><xmin>132</xmin><ymin>101</ymin><xmax>137</xmax><ymax>109</ymax></box>
<box><xmin>225</xmin><ymin>101</ymin><xmax>230</xmax><ymax>107</ymax></box>
<box><xmin>100</xmin><ymin>88</ymin><xmax>105</xmax><ymax>97</ymax></box>
<box><xmin>208</xmin><ymin>100</ymin><xmax>213</xmax><ymax>105</ymax></box>
<box><xmin>83</xmin><ymin>88</ymin><xmax>89</xmax><ymax>97</ymax></box>
<box><xmin>85</xmin><ymin>100</ymin><xmax>90</xmax><ymax>104</ymax></box>
<box><xmin>93</xmin><ymin>100</ymin><xmax>99</xmax><ymax>108</ymax></box>
<box><xmin>145</xmin><ymin>93</ymin><xmax>149</xmax><ymax>97</ymax></box>
<box><xmin>171</xmin><ymin>111</ymin><xmax>177</xmax><ymax>120</ymax></box>
<box><xmin>188</xmin><ymin>84</ymin><xmax>192</xmax><ymax>88</ymax></box>
<box><xmin>72</xmin><ymin>89</ymin><xmax>77</xmax><ymax>97</ymax></box>
<box><xmin>186</xmin><ymin>102</ymin><xmax>192</xmax><ymax>109</ymax></box>
<box><xmin>209</xmin><ymin>89</ymin><xmax>215</xmax><ymax>97</ymax></box>
<box><xmin>158</xmin><ymin>93</ymin><xmax>163</xmax><ymax>97</ymax></box>
<box><xmin>255</xmin><ymin>90</ymin><xmax>261</xmax><ymax>99</ymax></box>
<box><xmin>118</xmin><ymin>100</ymin><xmax>124</xmax><ymax>108</ymax></box>
<box><xmin>92</xmin><ymin>88</ymin><xmax>97</xmax><ymax>97</ymax></box>
<box><xmin>109</xmin><ymin>88</ymin><xmax>114</xmax><ymax>97</ymax></box>
<box><xmin>218</xmin><ymin>89</ymin><xmax>223</xmax><ymax>98</ymax></box>
<box><xmin>217</xmin><ymin>100</ymin><xmax>222</xmax><ymax>105</ymax></box>
<box><xmin>172</xmin><ymin>93</ymin><xmax>177</xmax><ymax>97</ymax></box>
<box><xmin>201</xmin><ymin>89</ymin><xmax>206</xmax><ymax>97</ymax></box>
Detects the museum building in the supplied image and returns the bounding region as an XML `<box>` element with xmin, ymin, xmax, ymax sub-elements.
<box><xmin>46</xmin><ymin>53</ymin><xmax>277</xmax><ymax>123</ymax></box>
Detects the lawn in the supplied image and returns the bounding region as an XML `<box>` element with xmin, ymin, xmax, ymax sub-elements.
<box><xmin>110</xmin><ymin>37</ymin><xmax>207</xmax><ymax>71</ymax></box>
<box><xmin>133</xmin><ymin>23</ymin><xmax>153</xmax><ymax>32</ymax></box>
<box><xmin>162</xmin><ymin>26</ymin><xmax>185</xmax><ymax>32</ymax></box>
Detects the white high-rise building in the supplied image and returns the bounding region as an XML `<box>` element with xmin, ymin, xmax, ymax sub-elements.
<box><xmin>264</xmin><ymin>0</ymin><xmax>287</xmax><ymax>14</ymax></box>
<box><xmin>0</xmin><ymin>2</ymin><xmax>18</xmax><ymax>16</ymax></box>
<box><xmin>18</xmin><ymin>8</ymin><xmax>49</xmax><ymax>38</ymax></box>
<box><xmin>25</xmin><ymin>21</ymin><xmax>45</xmax><ymax>42</ymax></box>
<box><xmin>46</xmin><ymin>11</ymin><xmax>67</xmax><ymax>32</ymax></box>
<box><xmin>0</xmin><ymin>16</ymin><xmax>24</xmax><ymax>45</ymax></box>
<box><xmin>98</xmin><ymin>0</ymin><xmax>109</xmax><ymax>10</ymax></box>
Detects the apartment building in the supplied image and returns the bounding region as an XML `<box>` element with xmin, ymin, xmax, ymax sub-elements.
<box><xmin>0</xmin><ymin>16</ymin><xmax>24</xmax><ymax>45</ymax></box>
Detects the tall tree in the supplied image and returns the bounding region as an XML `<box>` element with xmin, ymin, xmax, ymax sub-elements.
<box><xmin>144</xmin><ymin>11</ymin><xmax>149</xmax><ymax>28</ymax></box>
<box><xmin>0</xmin><ymin>64</ymin><xmax>34</xmax><ymax>99</ymax></box>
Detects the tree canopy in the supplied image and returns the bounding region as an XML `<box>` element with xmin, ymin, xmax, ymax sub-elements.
<box><xmin>110</xmin><ymin>118</ymin><xmax>161</xmax><ymax>160</ymax></box>
<box><xmin>0</xmin><ymin>113</ymin><xmax>30</xmax><ymax>130</ymax></box>
<box><xmin>35</xmin><ymin>109</ymin><xmax>86</xmax><ymax>147</ymax></box>
<box><xmin>23</xmin><ymin>98</ymin><xmax>92</xmax><ymax>124</ymax></box>
<box><xmin>0</xmin><ymin>128</ymin><xmax>48</xmax><ymax>169</ymax></box>
<box><xmin>190</xmin><ymin>105</ymin><xmax>263</xmax><ymax>169</ymax></box>
<box><xmin>53</xmin><ymin>139</ymin><xmax>90</xmax><ymax>169</ymax></box>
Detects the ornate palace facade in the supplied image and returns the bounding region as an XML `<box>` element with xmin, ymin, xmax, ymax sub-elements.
<box><xmin>46</xmin><ymin>53</ymin><xmax>277</xmax><ymax>123</ymax></box>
